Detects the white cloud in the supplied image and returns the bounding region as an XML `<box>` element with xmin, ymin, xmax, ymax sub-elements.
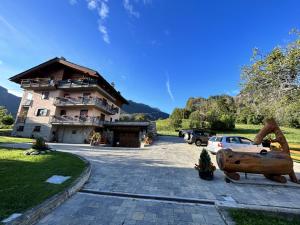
<box><xmin>69</xmin><ymin>0</ymin><xmax>77</xmax><ymax>5</ymax></box>
<box><xmin>98</xmin><ymin>1</ymin><xmax>109</xmax><ymax>20</ymax></box>
<box><xmin>85</xmin><ymin>0</ymin><xmax>110</xmax><ymax>44</ymax></box>
<box><xmin>98</xmin><ymin>24</ymin><xmax>110</xmax><ymax>44</ymax></box>
<box><xmin>166</xmin><ymin>76</ymin><xmax>175</xmax><ymax>102</ymax></box>
<box><xmin>123</xmin><ymin>0</ymin><xmax>140</xmax><ymax>18</ymax></box>
<box><xmin>7</xmin><ymin>89</ymin><xmax>23</xmax><ymax>97</ymax></box>
<box><xmin>87</xmin><ymin>0</ymin><xmax>98</xmax><ymax>10</ymax></box>
<box><xmin>69</xmin><ymin>0</ymin><xmax>149</xmax><ymax>44</ymax></box>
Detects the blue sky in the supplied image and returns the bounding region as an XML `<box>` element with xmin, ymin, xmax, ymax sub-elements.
<box><xmin>0</xmin><ymin>0</ymin><xmax>299</xmax><ymax>113</ymax></box>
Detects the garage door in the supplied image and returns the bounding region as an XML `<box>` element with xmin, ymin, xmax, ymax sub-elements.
<box><xmin>58</xmin><ymin>127</ymin><xmax>87</xmax><ymax>144</ymax></box>
<box><xmin>117</xmin><ymin>132</ymin><xmax>140</xmax><ymax>148</ymax></box>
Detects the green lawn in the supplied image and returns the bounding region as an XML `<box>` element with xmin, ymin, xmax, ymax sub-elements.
<box><xmin>0</xmin><ymin>136</ymin><xmax>33</xmax><ymax>144</ymax></box>
<box><xmin>156</xmin><ymin>119</ymin><xmax>300</xmax><ymax>144</ymax></box>
<box><xmin>0</xmin><ymin>129</ymin><xmax>12</xmax><ymax>132</ymax></box>
<box><xmin>230</xmin><ymin>209</ymin><xmax>300</xmax><ymax>225</ymax></box>
<box><xmin>0</xmin><ymin>148</ymin><xmax>86</xmax><ymax>221</ymax></box>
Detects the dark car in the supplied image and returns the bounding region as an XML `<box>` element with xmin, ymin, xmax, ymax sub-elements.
<box><xmin>184</xmin><ymin>129</ymin><xmax>216</xmax><ymax>146</ymax></box>
<box><xmin>177</xmin><ymin>129</ymin><xmax>192</xmax><ymax>137</ymax></box>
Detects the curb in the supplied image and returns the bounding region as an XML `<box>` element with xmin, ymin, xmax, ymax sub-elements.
<box><xmin>5</xmin><ymin>154</ymin><xmax>91</xmax><ymax>225</ymax></box>
<box><xmin>80</xmin><ymin>189</ymin><xmax>215</xmax><ymax>205</ymax></box>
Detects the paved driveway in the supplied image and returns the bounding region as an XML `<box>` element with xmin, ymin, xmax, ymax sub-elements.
<box><xmin>32</xmin><ymin>136</ymin><xmax>300</xmax><ymax>224</ymax></box>
<box><xmin>49</xmin><ymin>136</ymin><xmax>300</xmax><ymax>207</ymax></box>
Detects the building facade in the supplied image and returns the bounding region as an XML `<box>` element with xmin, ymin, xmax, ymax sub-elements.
<box><xmin>10</xmin><ymin>57</ymin><xmax>151</xmax><ymax>147</ymax></box>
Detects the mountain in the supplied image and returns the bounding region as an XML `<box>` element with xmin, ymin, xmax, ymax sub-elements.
<box><xmin>121</xmin><ymin>100</ymin><xmax>169</xmax><ymax>120</ymax></box>
<box><xmin>0</xmin><ymin>86</ymin><xmax>169</xmax><ymax>120</ymax></box>
<box><xmin>0</xmin><ymin>86</ymin><xmax>21</xmax><ymax>117</ymax></box>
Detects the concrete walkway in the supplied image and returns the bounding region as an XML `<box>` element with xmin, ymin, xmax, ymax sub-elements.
<box><xmin>2</xmin><ymin>136</ymin><xmax>300</xmax><ymax>224</ymax></box>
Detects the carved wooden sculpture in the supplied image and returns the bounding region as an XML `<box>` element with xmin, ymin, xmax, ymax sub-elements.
<box><xmin>217</xmin><ymin>118</ymin><xmax>299</xmax><ymax>184</ymax></box>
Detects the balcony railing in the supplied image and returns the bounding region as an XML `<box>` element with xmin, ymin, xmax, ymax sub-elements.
<box><xmin>21</xmin><ymin>78</ymin><xmax>56</xmax><ymax>89</ymax></box>
<box><xmin>54</xmin><ymin>97</ymin><xmax>119</xmax><ymax>115</ymax></box>
<box><xmin>22</xmin><ymin>99</ymin><xmax>32</xmax><ymax>107</ymax></box>
<box><xmin>51</xmin><ymin>116</ymin><xmax>104</xmax><ymax>126</ymax></box>
<box><xmin>57</xmin><ymin>79</ymin><xmax>98</xmax><ymax>88</ymax></box>
<box><xmin>57</xmin><ymin>79</ymin><xmax>116</xmax><ymax>102</ymax></box>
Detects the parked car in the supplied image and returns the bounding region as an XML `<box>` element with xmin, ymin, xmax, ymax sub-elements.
<box><xmin>184</xmin><ymin>130</ymin><xmax>215</xmax><ymax>146</ymax></box>
<box><xmin>206</xmin><ymin>136</ymin><xmax>265</xmax><ymax>154</ymax></box>
<box><xmin>177</xmin><ymin>129</ymin><xmax>192</xmax><ymax>137</ymax></box>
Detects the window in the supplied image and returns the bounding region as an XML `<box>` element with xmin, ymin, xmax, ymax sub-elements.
<box><xmin>215</xmin><ymin>137</ymin><xmax>223</xmax><ymax>142</ymax></box>
<box><xmin>110</xmin><ymin>118</ymin><xmax>113</xmax><ymax>122</ymax></box>
<box><xmin>36</xmin><ymin>109</ymin><xmax>48</xmax><ymax>116</ymax></box>
<box><xmin>194</xmin><ymin>131</ymin><xmax>204</xmax><ymax>135</ymax></box>
<box><xmin>80</xmin><ymin>109</ymin><xmax>88</xmax><ymax>117</ymax></box>
<box><xmin>226</xmin><ymin>137</ymin><xmax>240</xmax><ymax>144</ymax></box>
<box><xmin>17</xmin><ymin>126</ymin><xmax>24</xmax><ymax>132</ymax></box>
<box><xmin>240</xmin><ymin>137</ymin><xmax>252</xmax><ymax>145</ymax></box>
<box><xmin>33</xmin><ymin>126</ymin><xmax>41</xmax><ymax>132</ymax></box>
<box><xmin>41</xmin><ymin>91</ymin><xmax>49</xmax><ymax>100</ymax></box>
<box><xmin>60</xmin><ymin>110</ymin><xmax>66</xmax><ymax>116</ymax></box>
<box><xmin>100</xmin><ymin>113</ymin><xmax>105</xmax><ymax>121</ymax></box>
<box><xmin>209</xmin><ymin>137</ymin><xmax>216</xmax><ymax>142</ymax></box>
<box><xmin>72</xmin><ymin>130</ymin><xmax>77</xmax><ymax>134</ymax></box>
<box><xmin>27</xmin><ymin>92</ymin><xmax>33</xmax><ymax>100</ymax></box>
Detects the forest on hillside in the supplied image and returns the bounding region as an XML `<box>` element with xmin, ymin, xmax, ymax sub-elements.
<box><xmin>169</xmin><ymin>30</ymin><xmax>300</xmax><ymax>131</ymax></box>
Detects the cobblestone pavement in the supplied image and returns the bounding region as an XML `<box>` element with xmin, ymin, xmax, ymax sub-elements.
<box><xmin>56</xmin><ymin>136</ymin><xmax>300</xmax><ymax>209</ymax></box>
<box><xmin>19</xmin><ymin>136</ymin><xmax>300</xmax><ymax>224</ymax></box>
<box><xmin>37</xmin><ymin>193</ymin><xmax>225</xmax><ymax>225</ymax></box>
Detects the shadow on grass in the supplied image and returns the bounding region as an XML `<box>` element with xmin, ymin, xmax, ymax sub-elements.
<box><xmin>229</xmin><ymin>209</ymin><xmax>300</xmax><ymax>225</ymax></box>
<box><xmin>0</xmin><ymin>150</ymin><xmax>86</xmax><ymax>221</ymax></box>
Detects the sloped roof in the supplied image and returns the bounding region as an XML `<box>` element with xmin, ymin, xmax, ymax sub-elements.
<box><xmin>9</xmin><ymin>57</ymin><xmax>128</xmax><ymax>104</ymax></box>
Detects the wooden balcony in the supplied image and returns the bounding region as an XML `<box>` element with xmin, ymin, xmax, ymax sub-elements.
<box><xmin>54</xmin><ymin>97</ymin><xmax>119</xmax><ymax>115</ymax></box>
<box><xmin>51</xmin><ymin>116</ymin><xmax>105</xmax><ymax>127</ymax></box>
<box><xmin>57</xmin><ymin>79</ymin><xmax>116</xmax><ymax>102</ymax></box>
<box><xmin>21</xmin><ymin>78</ymin><xmax>56</xmax><ymax>90</ymax></box>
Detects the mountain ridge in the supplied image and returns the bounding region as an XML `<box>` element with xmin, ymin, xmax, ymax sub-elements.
<box><xmin>0</xmin><ymin>86</ymin><xmax>21</xmax><ymax>117</ymax></box>
<box><xmin>0</xmin><ymin>86</ymin><xmax>169</xmax><ymax>120</ymax></box>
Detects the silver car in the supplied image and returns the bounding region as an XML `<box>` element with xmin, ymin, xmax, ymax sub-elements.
<box><xmin>206</xmin><ymin>136</ymin><xmax>264</xmax><ymax>154</ymax></box>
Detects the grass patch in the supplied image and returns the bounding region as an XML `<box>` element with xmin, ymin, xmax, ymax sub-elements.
<box><xmin>0</xmin><ymin>136</ymin><xmax>33</xmax><ymax>144</ymax></box>
<box><xmin>0</xmin><ymin>148</ymin><xmax>86</xmax><ymax>221</ymax></box>
<box><xmin>156</xmin><ymin>119</ymin><xmax>300</xmax><ymax>144</ymax></box>
<box><xmin>229</xmin><ymin>209</ymin><xmax>300</xmax><ymax>225</ymax></box>
<box><xmin>0</xmin><ymin>129</ymin><xmax>12</xmax><ymax>132</ymax></box>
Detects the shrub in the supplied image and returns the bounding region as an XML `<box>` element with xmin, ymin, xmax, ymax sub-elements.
<box><xmin>195</xmin><ymin>149</ymin><xmax>216</xmax><ymax>173</ymax></box>
<box><xmin>170</xmin><ymin>118</ymin><xmax>182</xmax><ymax>129</ymax></box>
<box><xmin>89</xmin><ymin>131</ymin><xmax>101</xmax><ymax>145</ymax></box>
<box><xmin>1</xmin><ymin>114</ymin><xmax>14</xmax><ymax>125</ymax></box>
<box><xmin>32</xmin><ymin>137</ymin><xmax>49</xmax><ymax>151</ymax></box>
<box><xmin>144</xmin><ymin>132</ymin><xmax>154</xmax><ymax>144</ymax></box>
<box><xmin>188</xmin><ymin>110</ymin><xmax>205</xmax><ymax>128</ymax></box>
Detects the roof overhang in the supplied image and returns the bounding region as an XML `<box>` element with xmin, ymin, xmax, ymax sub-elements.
<box><xmin>8</xmin><ymin>57</ymin><xmax>128</xmax><ymax>104</ymax></box>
